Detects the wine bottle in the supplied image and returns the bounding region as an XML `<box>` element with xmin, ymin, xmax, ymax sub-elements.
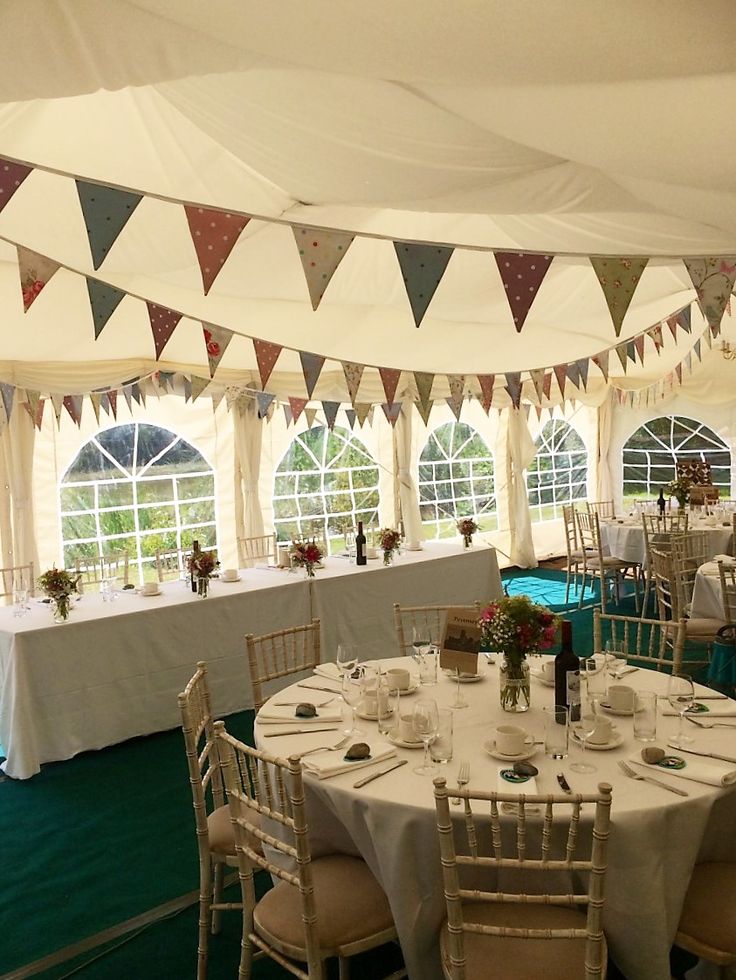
<box><xmin>554</xmin><ymin>620</ymin><xmax>580</xmax><ymax>724</ymax></box>
<box><xmin>657</xmin><ymin>488</ymin><xmax>666</xmax><ymax>516</ymax></box>
<box><xmin>355</xmin><ymin>521</ymin><xmax>367</xmax><ymax>566</ymax></box>
<box><xmin>190</xmin><ymin>539</ymin><xmax>199</xmax><ymax>593</ymax></box>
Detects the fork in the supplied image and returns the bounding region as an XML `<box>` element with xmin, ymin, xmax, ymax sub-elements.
<box><xmin>686</xmin><ymin>715</ymin><xmax>736</xmax><ymax>730</ymax></box>
<box><xmin>452</xmin><ymin>761</ymin><xmax>470</xmax><ymax>806</ymax></box>
<box><xmin>617</xmin><ymin>760</ymin><xmax>689</xmax><ymax>797</ymax></box>
<box><xmin>298</xmin><ymin>733</ymin><xmax>352</xmax><ymax>759</ymax></box>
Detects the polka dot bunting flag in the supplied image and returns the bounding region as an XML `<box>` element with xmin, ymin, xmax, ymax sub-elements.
<box><xmin>76</xmin><ymin>180</ymin><xmax>142</xmax><ymax>270</ymax></box>
<box><xmin>493</xmin><ymin>252</ymin><xmax>553</xmax><ymax>333</ymax></box>
<box><xmin>146</xmin><ymin>302</ymin><xmax>183</xmax><ymax>360</ymax></box>
<box><xmin>292</xmin><ymin>227</ymin><xmax>355</xmax><ymax>310</ymax></box>
<box><xmin>0</xmin><ymin>158</ymin><xmax>32</xmax><ymax>215</ymax></box>
<box><xmin>393</xmin><ymin>243</ymin><xmax>453</xmax><ymax>327</ymax></box>
<box><xmin>184</xmin><ymin>206</ymin><xmax>250</xmax><ymax>295</ymax></box>
<box><xmin>253</xmin><ymin>338</ymin><xmax>283</xmax><ymax>389</ymax></box>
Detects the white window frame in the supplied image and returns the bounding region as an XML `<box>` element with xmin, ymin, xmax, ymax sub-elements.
<box><xmin>527</xmin><ymin>419</ymin><xmax>587</xmax><ymax>523</ymax></box>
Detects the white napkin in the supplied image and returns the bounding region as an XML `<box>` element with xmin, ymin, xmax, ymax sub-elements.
<box><xmin>302</xmin><ymin>741</ymin><xmax>396</xmax><ymax>780</ymax></box>
<box><xmin>257</xmin><ymin>703</ymin><xmax>343</xmax><ymax>725</ymax></box>
<box><xmin>628</xmin><ymin>752</ymin><xmax>736</xmax><ymax>788</ymax></box>
<box><xmin>496</xmin><ymin>766</ymin><xmax>540</xmax><ymax>812</ymax></box>
<box><xmin>662</xmin><ymin>706</ymin><xmax>736</xmax><ymax>717</ymax></box>
<box><xmin>713</xmin><ymin>554</ymin><xmax>736</xmax><ymax>566</ymax></box>
<box><xmin>313</xmin><ymin>663</ymin><xmax>342</xmax><ymax>682</ymax></box>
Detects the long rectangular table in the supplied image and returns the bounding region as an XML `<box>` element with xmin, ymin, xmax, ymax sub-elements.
<box><xmin>0</xmin><ymin>542</ymin><xmax>502</xmax><ymax>779</ymax></box>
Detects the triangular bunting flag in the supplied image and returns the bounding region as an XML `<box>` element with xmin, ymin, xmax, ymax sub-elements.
<box><xmin>685</xmin><ymin>352</ymin><xmax>693</xmax><ymax>372</ymax></box>
<box><xmin>394</xmin><ymin>242</ymin><xmax>453</xmax><ymax>327</ymax></box>
<box><xmin>446</xmin><ymin>374</ymin><xmax>465</xmax><ymax>420</ymax></box>
<box><xmin>283</xmin><ymin>403</ymin><xmax>293</xmax><ymax>427</ymax></box>
<box><xmin>90</xmin><ymin>392</ymin><xmax>102</xmax><ymax>424</ymax></box>
<box><xmin>445</xmin><ymin>396</ymin><xmax>463</xmax><ymax>421</ymax></box>
<box><xmin>414</xmin><ymin>399</ymin><xmax>434</xmax><ymax>426</ymax></box>
<box><xmin>379</xmin><ymin>367</ymin><xmax>402</xmax><ymax>405</ymax></box>
<box><xmin>146</xmin><ymin>302</ymin><xmax>183</xmax><ymax>360</ymax></box>
<box><xmin>344</xmin><ymin>408</ymin><xmax>356</xmax><ymax>430</ymax></box>
<box><xmin>594</xmin><ymin>349</ymin><xmax>610</xmax><ymax>382</ymax></box>
<box><xmin>634</xmin><ymin>335</ymin><xmax>645</xmax><ymax>363</ymax></box>
<box><xmin>293</xmin><ymin>227</ymin><xmax>355</xmax><ymax>310</ymax></box>
<box><xmin>184</xmin><ymin>206</ymin><xmax>250</xmax><ymax>295</ymax></box>
<box><xmin>494</xmin><ymin>252</ymin><xmax>553</xmax><ymax>332</ymax></box>
<box><xmin>553</xmin><ymin>364</ymin><xmax>567</xmax><ymax>398</ymax></box>
<box><xmin>23</xmin><ymin>397</ymin><xmax>45</xmax><ymax>430</ymax></box>
<box><xmin>354</xmin><ymin>403</ymin><xmax>372</xmax><ymax>427</ymax></box>
<box><xmin>0</xmin><ymin>383</ymin><xmax>14</xmax><ymax>421</ymax></box>
<box><xmin>211</xmin><ymin>391</ymin><xmax>224</xmax><ymax>413</ymax></box>
<box><xmin>704</xmin><ymin>327</ymin><xmax>713</xmax><ymax>350</ymax></box>
<box><xmin>683</xmin><ymin>257</ymin><xmax>736</xmax><ymax>337</ymax></box>
<box><xmin>189</xmin><ymin>377</ymin><xmax>210</xmax><ymax>403</ymax></box>
<box><xmin>256</xmin><ymin>392</ymin><xmax>275</xmax><ymax>417</ymax></box>
<box><xmin>253</xmin><ymin>337</ymin><xmax>283</xmax><ymax>388</ymax></box>
<box><xmin>677</xmin><ymin>306</ymin><xmax>692</xmax><ymax>333</ymax></box>
<box><xmin>504</xmin><ymin>371</ymin><xmax>523</xmax><ymax>408</ymax></box>
<box><xmin>0</xmin><ymin>159</ymin><xmax>32</xmax><ymax>215</ymax></box>
<box><xmin>667</xmin><ymin>315</ymin><xmax>679</xmax><ymax>340</ymax></box>
<box><xmin>17</xmin><ymin>246</ymin><xmax>60</xmax><ymax>312</ymax></box>
<box><xmin>86</xmin><ymin>277</ymin><xmax>126</xmax><ymax>339</ymax></box>
<box><xmin>108</xmin><ymin>390</ymin><xmax>118</xmax><ymax>419</ymax></box>
<box><xmin>322</xmin><ymin>401</ymin><xmax>341</xmax><ymax>430</ymax></box>
<box><xmin>566</xmin><ymin>361</ymin><xmax>580</xmax><ymax>390</ymax></box>
<box><xmin>76</xmin><ymin>180</ymin><xmax>142</xmax><ymax>269</ymax></box>
<box><xmin>477</xmin><ymin>374</ymin><xmax>494</xmax><ymax>414</ymax></box>
<box><xmin>381</xmin><ymin>402</ymin><xmax>402</xmax><ymax>427</ymax></box>
<box><xmin>616</xmin><ymin>344</ymin><xmax>628</xmax><ymax>373</ymax></box>
<box><xmin>367</xmin><ymin>407</ymin><xmax>375</xmax><ymax>427</ymax></box>
<box><xmin>305</xmin><ymin>407</ymin><xmax>319</xmax><ymax>429</ymax></box>
<box><xmin>63</xmin><ymin>394</ymin><xmax>83</xmax><ymax>426</ymax></box>
<box><xmin>202</xmin><ymin>323</ymin><xmax>233</xmax><ymax>377</ymax></box>
<box><xmin>288</xmin><ymin>396</ymin><xmax>309</xmax><ymax>425</ymax></box>
<box><xmin>122</xmin><ymin>385</ymin><xmax>134</xmax><ymax>411</ymax></box>
<box><xmin>676</xmin><ymin>363</ymin><xmax>683</xmax><ymax>383</ymax></box>
<box><xmin>649</xmin><ymin>324</ymin><xmax>664</xmax><ymax>352</ymax></box>
<box><xmin>534</xmin><ymin>404</ymin><xmax>543</xmax><ymax>421</ymax></box>
<box><xmin>626</xmin><ymin>341</ymin><xmax>637</xmax><ymax>363</ymax></box>
<box><xmin>693</xmin><ymin>338</ymin><xmax>702</xmax><ymax>361</ymax></box>
<box><xmin>590</xmin><ymin>257</ymin><xmax>649</xmax><ymax>336</ymax></box>
<box><xmin>576</xmin><ymin>358</ymin><xmax>589</xmax><ymax>391</ymax></box>
<box><xmin>342</xmin><ymin>362</ymin><xmax>364</xmax><ymax>404</ymax></box>
<box><xmin>542</xmin><ymin>372</ymin><xmax>552</xmax><ymax>401</ymax></box>
<box><xmin>25</xmin><ymin>389</ymin><xmax>41</xmax><ymax>419</ymax></box>
<box><xmin>51</xmin><ymin>393</ymin><xmax>64</xmax><ymax>425</ymax></box>
<box><xmin>300</xmin><ymin>351</ymin><xmax>325</xmax><ymax>399</ymax></box>
<box><xmin>413</xmin><ymin>371</ymin><xmax>434</xmax><ymax>411</ymax></box>
<box><xmin>529</xmin><ymin>369</ymin><xmax>545</xmax><ymax>402</ymax></box>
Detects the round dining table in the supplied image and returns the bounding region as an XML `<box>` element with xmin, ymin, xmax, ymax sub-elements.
<box><xmin>600</xmin><ymin>517</ymin><xmax>733</xmax><ymax>566</ymax></box>
<box><xmin>255</xmin><ymin>657</ymin><xmax>736</xmax><ymax>980</ymax></box>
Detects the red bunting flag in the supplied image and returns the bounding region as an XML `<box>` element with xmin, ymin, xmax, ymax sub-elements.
<box><xmin>379</xmin><ymin>367</ymin><xmax>401</xmax><ymax>405</ymax></box>
<box><xmin>184</xmin><ymin>206</ymin><xmax>250</xmax><ymax>295</ymax></box>
<box><xmin>0</xmin><ymin>159</ymin><xmax>32</xmax><ymax>215</ymax></box>
<box><xmin>494</xmin><ymin>252</ymin><xmax>553</xmax><ymax>332</ymax></box>
<box><xmin>146</xmin><ymin>303</ymin><xmax>183</xmax><ymax>360</ymax></box>
<box><xmin>253</xmin><ymin>339</ymin><xmax>282</xmax><ymax>389</ymax></box>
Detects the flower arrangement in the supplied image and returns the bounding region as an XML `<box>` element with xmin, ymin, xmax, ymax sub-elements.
<box><xmin>457</xmin><ymin>517</ymin><xmax>479</xmax><ymax>548</ymax></box>
<box><xmin>22</xmin><ymin>274</ymin><xmax>45</xmax><ymax>311</ymax></box>
<box><xmin>377</xmin><ymin>527</ymin><xmax>401</xmax><ymax>565</ymax></box>
<box><xmin>186</xmin><ymin>549</ymin><xmax>219</xmax><ymax>578</ymax></box>
<box><xmin>664</xmin><ymin>476</ymin><xmax>692</xmax><ymax>509</ymax></box>
<box><xmin>291</xmin><ymin>539</ymin><xmax>324</xmax><ymax>578</ymax></box>
<box><xmin>38</xmin><ymin>567</ymin><xmax>80</xmax><ymax>622</ymax></box>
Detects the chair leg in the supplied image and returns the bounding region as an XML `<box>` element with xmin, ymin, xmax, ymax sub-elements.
<box><xmin>338</xmin><ymin>955</ymin><xmax>351</xmax><ymax>980</ymax></box>
<box><xmin>578</xmin><ymin>569</ymin><xmax>589</xmax><ymax>609</ymax></box>
<box><xmin>211</xmin><ymin>860</ymin><xmax>224</xmax><ymax>935</ymax></box>
<box><xmin>197</xmin><ymin>874</ymin><xmax>213</xmax><ymax>980</ymax></box>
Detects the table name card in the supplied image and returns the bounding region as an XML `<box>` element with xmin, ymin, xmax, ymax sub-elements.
<box><xmin>440</xmin><ymin>608</ymin><xmax>481</xmax><ymax>674</ymax></box>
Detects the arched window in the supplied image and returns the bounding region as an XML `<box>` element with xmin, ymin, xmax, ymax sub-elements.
<box><xmin>273</xmin><ymin>426</ymin><xmax>380</xmax><ymax>550</ymax></box>
<box><xmin>418</xmin><ymin>422</ymin><xmax>496</xmax><ymax>538</ymax></box>
<box><xmin>527</xmin><ymin>419</ymin><xmax>587</xmax><ymax>522</ymax></box>
<box><xmin>623</xmin><ymin>415</ymin><xmax>731</xmax><ymax>505</ymax></box>
<box><xmin>60</xmin><ymin>423</ymin><xmax>217</xmax><ymax>582</ymax></box>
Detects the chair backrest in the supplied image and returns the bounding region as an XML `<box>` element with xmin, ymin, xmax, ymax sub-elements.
<box><xmin>562</xmin><ymin>504</ymin><xmax>580</xmax><ymax>558</ymax></box>
<box><xmin>585</xmin><ymin>500</ymin><xmax>615</xmax><ymax>520</ymax></box>
<box><xmin>593</xmin><ymin>609</ymin><xmax>686</xmax><ymax>673</ymax></box>
<box><xmin>433</xmin><ymin>775</ymin><xmax>613</xmax><ymax>980</ymax></box>
<box><xmin>155</xmin><ymin>547</ymin><xmax>189</xmax><ymax>582</ymax></box>
<box><xmin>215</xmin><ymin>724</ymin><xmax>326</xmax><ymax>973</ymax></box>
<box><xmin>641</xmin><ymin>513</ymin><xmax>688</xmax><ymax>566</ymax></box>
<box><xmin>671</xmin><ymin>531</ymin><xmax>709</xmax><ymax>608</ymax></box>
<box><xmin>676</xmin><ymin>459</ymin><xmax>712</xmax><ymax>486</ymax></box>
<box><xmin>393</xmin><ymin>602</ymin><xmax>481</xmax><ymax>656</ymax></box>
<box><xmin>649</xmin><ymin>545</ymin><xmax>682</xmax><ymax>621</ymax></box>
<box><xmin>718</xmin><ymin>561</ymin><xmax>736</xmax><ymax>625</ymax></box>
<box><xmin>0</xmin><ymin>562</ymin><xmax>35</xmax><ymax>599</ymax></box>
<box><xmin>74</xmin><ymin>552</ymin><xmax>129</xmax><ymax>593</ymax></box>
<box><xmin>575</xmin><ymin>510</ymin><xmax>603</xmax><ymax>561</ymax></box>
<box><xmin>177</xmin><ymin>662</ymin><xmax>227</xmax><ymax>853</ymax></box>
<box><xmin>246</xmin><ymin>619</ymin><xmax>321</xmax><ymax>712</ymax></box>
<box><xmin>237</xmin><ymin>533</ymin><xmax>277</xmax><ymax>567</ymax></box>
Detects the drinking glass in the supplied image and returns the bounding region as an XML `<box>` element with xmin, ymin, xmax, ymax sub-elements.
<box><xmin>12</xmin><ymin>587</ymin><xmax>28</xmax><ymax>618</ymax></box>
<box><xmin>633</xmin><ymin>690</ymin><xmax>658</xmax><ymax>742</ymax></box>
<box><xmin>100</xmin><ymin>578</ymin><xmax>110</xmax><ymax>602</ymax></box>
<box><xmin>411</xmin><ymin>625</ymin><xmax>429</xmax><ymax>661</ymax></box>
<box><xmin>667</xmin><ymin>673</ymin><xmax>694</xmax><ymax>748</ymax></box>
<box><xmin>377</xmin><ymin>683</ymin><xmax>399</xmax><ymax>737</ymax></box>
<box><xmin>341</xmin><ymin>668</ymin><xmax>364</xmax><ymax>737</ymax></box>
<box><xmin>543</xmin><ymin>705</ymin><xmax>569</xmax><ymax>759</ymax></box>
<box><xmin>570</xmin><ymin>698</ymin><xmax>599</xmax><ymax>773</ymax></box>
<box><xmin>430</xmin><ymin>708</ymin><xmax>453</xmax><ymax>764</ymax></box>
<box><xmin>412</xmin><ymin>698</ymin><xmax>439</xmax><ymax>775</ymax></box>
<box><xmin>337</xmin><ymin>643</ymin><xmax>359</xmax><ymax>677</ymax></box>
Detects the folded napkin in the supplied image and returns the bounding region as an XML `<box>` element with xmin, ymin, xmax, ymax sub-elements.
<box><xmin>313</xmin><ymin>663</ymin><xmax>342</xmax><ymax>682</ymax></box>
<box><xmin>257</xmin><ymin>703</ymin><xmax>343</xmax><ymax>725</ymax></box>
<box><xmin>497</xmin><ymin>767</ymin><xmax>541</xmax><ymax>812</ymax></box>
<box><xmin>628</xmin><ymin>752</ymin><xmax>736</xmax><ymax>788</ymax></box>
<box><xmin>662</xmin><ymin>706</ymin><xmax>736</xmax><ymax>717</ymax></box>
<box><xmin>713</xmin><ymin>554</ymin><xmax>736</xmax><ymax>566</ymax></box>
<box><xmin>302</xmin><ymin>741</ymin><xmax>396</xmax><ymax>780</ymax></box>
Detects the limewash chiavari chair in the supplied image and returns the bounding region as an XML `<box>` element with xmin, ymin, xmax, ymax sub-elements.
<box><xmin>215</xmin><ymin>724</ymin><xmax>407</xmax><ymax>980</ymax></box>
<box><xmin>0</xmin><ymin>561</ymin><xmax>35</xmax><ymax>599</ymax></box>
<box><xmin>155</xmin><ymin>546</ymin><xmax>191</xmax><ymax>582</ymax></box>
<box><xmin>246</xmin><ymin>619</ymin><xmax>321</xmax><ymax>712</ymax></box>
<box><xmin>393</xmin><ymin>602</ymin><xmax>481</xmax><ymax>657</ymax></box>
<box><xmin>433</xmin><ymin>775</ymin><xmax>613</xmax><ymax>980</ymax></box>
<box><xmin>717</xmin><ymin>561</ymin><xmax>736</xmax><ymax>625</ymax></box>
<box><xmin>576</xmin><ymin>511</ymin><xmax>641</xmax><ymax>614</ymax></box>
<box><xmin>178</xmin><ymin>663</ymin><xmax>262</xmax><ymax>980</ymax></box>
<box><xmin>674</xmin><ymin>862</ymin><xmax>736</xmax><ymax>974</ymax></box>
<box><xmin>237</xmin><ymin>532</ymin><xmax>277</xmax><ymax>567</ymax></box>
<box><xmin>593</xmin><ymin>609</ymin><xmax>686</xmax><ymax>674</ymax></box>
<box><xmin>562</xmin><ymin>503</ymin><xmax>591</xmax><ymax>604</ymax></box>
<box><xmin>640</xmin><ymin>512</ymin><xmax>689</xmax><ymax>615</ymax></box>
<box><xmin>74</xmin><ymin>552</ymin><xmax>129</xmax><ymax>593</ymax></box>
<box><xmin>585</xmin><ymin>500</ymin><xmax>616</xmax><ymax>520</ymax></box>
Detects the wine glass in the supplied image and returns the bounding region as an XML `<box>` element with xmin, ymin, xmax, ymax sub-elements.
<box><xmin>341</xmin><ymin>668</ymin><xmax>364</xmax><ymax>737</ymax></box>
<box><xmin>336</xmin><ymin>643</ymin><xmax>358</xmax><ymax>678</ymax></box>
<box><xmin>604</xmin><ymin>640</ymin><xmax>627</xmax><ymax>683</ymax></box>
<box><xmin>668</xmin><ymin>673</ymin><xmax>695</xmax><ymax>748</ymax></box>
<box><xmin>412</xmin><ymin>698</ymin><xmax>440</xmax><ymax>775</ymax></box>
<box><xmin>570</xmin><ymin>696</ymin><xmax>599</xmax><ymax>773</ymax></box>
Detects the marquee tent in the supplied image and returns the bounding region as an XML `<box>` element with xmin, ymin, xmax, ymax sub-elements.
<box><xmin>0</xmin><ymin>1</ymin><xmax>735</xmax><ymax>573</ymax></box>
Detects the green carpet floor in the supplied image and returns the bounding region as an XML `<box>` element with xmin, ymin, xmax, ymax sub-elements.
<box><xmin>0</xmin><ymin>569</ymin><xmax>707</xmax><ymax>979</ymax></box>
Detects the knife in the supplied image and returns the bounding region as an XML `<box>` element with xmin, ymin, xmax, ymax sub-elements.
<box><xmin>354</xmin><ymin>758</ymin><xmax>408</xmax><ymax>788</ymax></box>
<box><xmin>666</xmin><ymin>743</ymin><xmax>736</xmax><ymax>764</ymax></box>
<box><xmin>297</xmin><ymin>683</ymin><xmax>341</xmax><ymax>693</ymax></box>
<box><xmin>556</xmin><ymin>772</ymin><xmax>573</xmax><ymax>795</ymax></box>
<box><xmin>658</xmin><ymin>694</ymin><xmax>728</xmax><ymax>700</ymax></box>
<box><xmin>261</xmin><ymin>727</ymin><xmax>340</xmax><ymax>737</ymax></box>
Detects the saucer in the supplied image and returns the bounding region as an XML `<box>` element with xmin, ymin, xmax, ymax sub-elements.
<box><xmin>388</xmin><ymin>730</ymin><xmax>424</xmax><ymax>750</ymax></box>
<box><xmin>220</xmin><ymin>575</ymin><xmax>241</xmax><ymax>583</ymax></box>
<box><xmin>529</xmin><ymin>669</ymin><xmax>555</xmax><ymax>688</ymax></box>
<box><xmin>442</xmin><ymin>669</ymin><xmax>482</xmax><ymax>683</ymax></box>
<box><xmin>571</xmin><ymin>727</ymin><xmax>623</xmax><ymax>751</ymax></box>
<box><xmin>387</xmin><ymin>681</ymin><xmax>419</xmax><ymax>697</ymax></box>
<box><xmin>137</xmin><ymin>587</ymin><xmax>162</xmax><ymax>597</ymax></box>
<box><xmin>599</xmin><ymin>701</ymin><xmax>633</xmax><ymax>717</ymax></box>
<box><xmin>483</xmin><ymin>738</ymin><xmax>537</xmax><ymax>763</ymax></box>
<box><xmin>356</xmin><ymin>706</ymin><xmax>395</xmax><ymax>721</ymax></box>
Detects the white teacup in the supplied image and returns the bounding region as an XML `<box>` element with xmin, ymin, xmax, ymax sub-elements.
<box><xmin>581</xmin><ymin>714</ymin><xmax>613</xmax><ymax>745</ymax></box>
<box><xmin>362</xmin><ymin>689</ymin><xmax>390</xmax><ymax>717</ymax></box>
<box><xmin>398</xmin><ymin>713</ymin><xmax>422</xmax><ymax>743</ymax></box>
<box><xmin>385</xmin><ymin>668</ymin><xmax>411</xmax><ymax>692</ymax></box>
<box><xmin>494</xmin><ymin>724</ymin><xmax>529</xmax><ymax>756</ymax></box>
<box><xmin>607</xmin><ymin>684</ymin><xmax>635</xmax><ymax>712</ymax></box>
<box><xmin>142</xmin><ymin>581</ymin><xmax>159</xmax><ymax>595</ymax></box>
<box><xmin>540</xmin><ymin>659</ymin><xmax>556</xmax><ymax>681</ymax></box>
<box><xmin>221</xmin><ymin>568</ymin><xmax>239</xmax><ymax>581</ymax></box>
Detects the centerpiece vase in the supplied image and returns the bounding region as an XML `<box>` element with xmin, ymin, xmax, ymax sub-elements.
<box><xmin>499</xmin><ymin>651</ymin><xmax>531</xmax><ymax>712</ymax></box>
<box><xmin>462</xmin><ymin>534</ymin><xmax>473</xmax><ymax>549</ymax></box>
<box><xmin>51</xmin><ymin>595</ymin><xmax>71</xmax><ymax>623</ymax></box>
<box><xmin>383</xmin><ymin>551</ymin><xmax>393</xmax><ymax>566</ymax></box>
<box><xmin>197</xmin><ymin>576</ymin><xmax>210</xmax><ymax>598</ymax></box>
<box><xmin>304</xmin><ymin>563</ymin><xmax>315</xmax><ymax>578</ymax></box>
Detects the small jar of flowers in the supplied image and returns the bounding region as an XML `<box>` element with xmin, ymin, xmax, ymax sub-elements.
<box><xmin>187</xmin><ymin>549</ymin><xmax>219</xmax><ymax>598</ymax></box>
<box><xmin>38</xmin><ymin>567</ymin><xmax>81</xmax><ymax>623</ymax></box>
<box><xmin>377</xmin><ymin>528</ymin><xmax>402</xmax><ymax>566</ymax></box>
<box><xmin>291</xmin><ymin>539</ymin><xmax>324</xmax><ymax>578</ymax></box>
<box><xmin>664</xmin><ymin>476</ymin><xmax>692</xmax><ymax>511</ymax></box>
<box><xmin>457</xmin><ymin>517</ymin><xmax>479</xmax><ymax>549</ymax></box>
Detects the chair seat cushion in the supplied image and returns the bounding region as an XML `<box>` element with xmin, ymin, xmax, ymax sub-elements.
<box><xmin>586</xmin><ymin>556</ymin><xmax>634</xmax><ymax>570</ymax></box>
<box><xmin>676</xmin><ymin>862</ymin><xmax>736</xmax><ymax>963</ymax></box>
<box><xmin>440</xmin><ymin>902</ymin><xmax>604</xmax><ymax>980</ymax></box>
<box><xmin>208</xmin><ymin>804</ymin><xmax>263</xmax><ymax>858</ymax></box>
<box><xmin>255</xmin><ymin>854</ymin><xmax>395</xmax><ymax>952</ymax></box>
<box><xmin>685</xmin><ymin>618</ymin><xmax>726</xmax><ymax>638</ymax></box>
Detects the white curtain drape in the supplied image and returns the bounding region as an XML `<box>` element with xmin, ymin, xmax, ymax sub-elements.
<box><xmin>395</xmin><ymin>403</ymin><xmax>423</xmax><ymax>548</ymax></box>
<box><xmin>232</xmin><ymin>397</ymin><xmax>265</xmax><ymax>555</ymax></box>
<box><xmin>505</xmin><ymin>408</ymin><xmax>538</xmax><ymax>569</ymax></box>
<box><xmin>0</xmin><ymin>409</ymin><xmax>39</xmax><ymax>574</ymax></box>
<box><xmin>596</xmin><ymin>390</ymin><xmax>614</xmax><ymax>505</ymax></box>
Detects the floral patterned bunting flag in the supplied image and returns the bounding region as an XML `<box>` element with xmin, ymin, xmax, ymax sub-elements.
<box><xmin>666</xmin><ymin>314</ymin><xmax>679</xmax><ymax>340</ymax></box>
<box><xmin>446</xmin><ymin>374</ymin><xmax>465</xmax><ymax>420</ymax></box>
<box><xmin>86</xmin><ymin>277</ymin><xmax>126</xmax><ymax>339</ymax></box>
<box><xmin>494</xmin><ymin>252</ymin><xmax>553</xmax><ymax>332</ymax></box>
<box><xmin>379</xmin><ymin>367</ymin><xmax>402</xmax><ymax>405</ymax></box>
<box><xmin>683</xmin><ymin>257</ymin><xmax>736</xmax><ymax>337</ymax></box>
<box><xmin>634</xmin><ymin>335</ymin><xmax>646</xmax><ymax>363</ymax></box>
<box><xmin>529</xmin><ymin>369</ymin><xmax>545</xmax><ymax>402</ymax></box>
<box><xmin>76</xmin><ymin>180</ymin><xmax>142</xmax><ymax>270</ymax></box>
<box><xmin>504</xmin><ymin>371</ymin><xmax>523</xmax><ymax>408</ymax></box>
<box><xmin>381</xmin><ymin>402</ymin><xmax>402</xmax><ymax>427</ymax></box>
<box><xmin>322</xmin><ymin>401</ymin><xmax>340</xmax><ymax>430</ymax></box>
<box><xmin>593</xmin><ymin>349</ymin><xmax>610</xmax><ymax>382</ymax></box>
<box><xmin>414</xmin><ymin>399</ymin><xmax>433</xmax><ymax>426</ymax></box>
<box><xmin>0</xmin><ymin>159</ymin><xmax>32</xmax><ymax>214</ymax></box>
<box><xmin>202</xmin><ymin>323</ymin><xmax>232</xmax><ymax>377</ymax></box>
<box><xmin>23</xmin><ymin>397</ymin><xmax>45</xmax><ymax>430</ymax></box>
<box><xmin>445</xmin><ymin>396</ymin><xmax>463</xmax><ymax>421</ymax></box>
<box><xmin>477</xmin><ymin>374</ymin><xmax>494</xmax><ymax>414</ymax></box>
<box><xmin>184</xmin><ymin>206</ymin><xmax>250</xmax><ymax>295</ymax></box>
<box><xmin>17</xmin><ymin>247</ymin><xmax>60</xmax><ymax>312</ymax></box>
<box><xmin>354</xmin><ymin>403</ymin><xmax>372</xmax><ymax>427</ymax></box>
<box><xmin>342</xmin><ymin>362</ymin><xmax>364</xmax><ymax>404</ymax></box>
<box><xmin>553</xmin><ymin>364</ymin><xmax>567</xmax><ymax>397</ymax></box>
<box><xmin>0</xmin><ymin>383</ymin><xmax>14</xmax><ymax>422</ymax></box>
<box><xmin>289</xmin><ymin>396</ymin><xmax>309</xmax><ymax>425</ymax></box>
<box><xmin>300</xmin><ymin>351</ymin><xmax>325</xmax><ymax>398</ymax></box>
<box><xmin>146</xmin><ymin>302</ymin><xmax>183</xmax><ymax>360</ymax></box>
<box><xmin>394</xmin><ymin>242</ymin><xmax>453</xmax><ymax>327</ymax></box>
<box><xmin>188</xmin><ymin>377</ymin><xmax>209</xmax><ymax>403</ymax></box>
<box><xmin>293</xmin><ymin>227</ymin><xmax>355</xmax><ymax>310</ymax></box>
<box><xmin>590</xmin><ymin>257</ymin><xmax>649</xmax><ymax>336</ymax></box>
<box><xmin>649</xmin><ymin>323</ymin><xmax>664</xmax><ymax>352</ymax></box>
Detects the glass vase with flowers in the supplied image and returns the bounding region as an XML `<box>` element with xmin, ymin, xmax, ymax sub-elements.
<box><xmin>38</xmin><ymin>567</ymin><xmax>81</xmax><ymax>623</ymax></box>
<box><xmin>457</xmin><ymin>517</ymin><xmax>479</xmax><ymax>549</ymax></box>
<box><xmin>291</xmin><ymin>539</ymin><xmax>324</xmax><ymax>578</ymax></box>
<box><xmin>186</xmin><ymin>549</ymin><xmax>219</xmax><ymax>598</ymax></box>
<box><xmin>377</xmin><ymin>528</ymin><xmax>402</xmax><ymax>566</ymax></box>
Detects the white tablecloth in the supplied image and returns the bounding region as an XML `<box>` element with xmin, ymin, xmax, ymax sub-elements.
<box><xmin>256</xmin><ymin>663</ymin><xmax>736</xmax><ymax>980</ymax></box>
<box><xmin>601</xmin><ymin>519</ymin><xmax>733</xmax><ymax>566</ymax></box>
<box><xmin>690</xmin><ymin>561</ymin><xmax>732</xmax><ymax>620</ymax></box>
<box><xmin>0</xmin><ymin>542</ymin><xmax>502</xmax><ymax>779</ymax></box>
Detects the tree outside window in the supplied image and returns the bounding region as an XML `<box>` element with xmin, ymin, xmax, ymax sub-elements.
<box><xmin>527</xmin><ymin>419</ymin><xmax>587</xmax><ymax>523</ymax></box>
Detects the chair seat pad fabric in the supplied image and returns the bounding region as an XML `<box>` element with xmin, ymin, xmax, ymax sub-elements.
<box><xmin>586</xmin><ymin>556</ymin><xmax>634</xmax><ymax>570</ymax></box>
<box><xmin>207</xmin><ymin>804</ymin><xmax>236</xmax><ymax>855</ymax></box>
<box><xmin>440</xmin><ymin>902</ymin><xmax>603</xmax><ymax>980</ymax></box>
<box><xmin>676</xmin><ymin>862</ymin><xmax>736</xmax><ymax>962</ymax></box>
<box><xmin>255</xmin><ymin>854</ymin><xmax>395</xmax><ymax>951</ymax></box>
<box><xmin>685</xmin><ymin>618</ymin><xmax>726</xmax><ymax>638</ymax></box>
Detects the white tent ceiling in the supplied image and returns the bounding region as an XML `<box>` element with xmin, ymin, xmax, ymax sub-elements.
<box><xmin>0</xmin><ymin>0</ymin><xmax>734</xmax><ymax>402</ymax></box>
